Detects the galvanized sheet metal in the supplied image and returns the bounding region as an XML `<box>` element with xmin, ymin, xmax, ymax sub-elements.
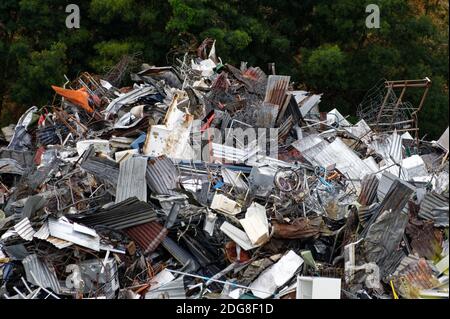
<box><xmin>77</xmin><ymin>197</ymin><xmax>157</xmax><ymax>230</ymax></box>
<box><xmin>48</xmin><ymin>218</ymin><xmax>100</xmax><ymax>251</ymax></box>
<box><xmin>34</xmin><ymin>222</ymin><xmax>73</xmax><ymax>249</ymax></box>
<box><xmin>146</xmin><ymin>156</ymin><xmax>179</xmax><ymax>196</ymax></box>
<box><xmin>14</xmin><ymin>217</ymin><xmax>35</xmax><ymax>241</ymax></box>
<box><xmin>301</xmin><ymin>138</ymin><xmax>375</xmax><ymax>181</ymax></box>
<box><xmin>105</xmin><ymin>85</ymin><xmax>155</xmax><ymax>116</ymax></box>
<box><xmin>161</xmin><ymin>236</ymin><xmax>200</xmax><ymax>272</ymax></box>
<box><xmin>145</xmin><ymin>276</ymin><xmax>186</xmax><ymax>299</ymax></box>
<box><xmin>358</xmin><ymin>174</ymin><xmax>379</xmax><ymax>206</ymax></box>
<box><xmin>81</xmin><ymin>155</ymin><xmax>119</xmax><ymax>191</ymax></box>
<box><xmin>437</xmin><ymin>127</ymin><xmax>449</xmax><ymax>151</ymax></box>
<box><xmin>115</xmin><ymin>156</ymin><xmax>147</xmax><ymax>203</ymax></box>
<box><xmin>22</xmin><ymin>254</ymin><xmax>61</xmax><ymax>293</ymax></box>
<box><xmin>389</xmin><ymin>130</ymin><xmax>403</xmax><ymax>163</ymax></box>
<box><xmin>419</xmin><ymin>192</ymin><xmax>449</xmax><ymax>226</ymax></box>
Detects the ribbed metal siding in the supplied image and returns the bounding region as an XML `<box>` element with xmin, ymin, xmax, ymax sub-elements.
<box><xmin>124</xmin><ymin>221</ymin><xmax>166</xmax><ymax>251</ymax></box>
<box><xmin>146</xmin><ymin>156</ymin><xmax>179</xmax><ymax>196</ymax></box>
<box><xmin>419</xmin><ymin>192</ymin><xmax>449</xmax><ymax>226</ymax></box>
<box><xmin>22</xmin><ymin>254</ymin><xmax>61</xmax><ymax>293</ymax></box>
<box><xmin>77</xmin><ymin>197</ymin><xmax>157</xmax><ymax>230</ymax></box>
<box><xmin>14</xmin><ymin>217</ymin><xmax>35</xmax><ymax>241</ymax></box>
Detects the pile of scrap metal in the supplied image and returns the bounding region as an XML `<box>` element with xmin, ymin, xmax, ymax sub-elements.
<box><xmin>0</xmin><ymin>39</ymin><xmax>448</xmax><ymax>299</ymax></box>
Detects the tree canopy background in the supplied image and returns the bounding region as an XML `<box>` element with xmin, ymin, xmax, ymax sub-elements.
<box><xmin>0</xmin><ymin>0</ymin><xmax>448</xmax><ymax>138</ymax></box>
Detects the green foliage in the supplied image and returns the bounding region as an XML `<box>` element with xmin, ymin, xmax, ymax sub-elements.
<box><xmin>90</xmin><ymin>0</ymin><xmax>136</xmax><ymax>23</ymax></box>
<box><xmin>226</xmin><ymin>30</ymin><xmax>251</xmax><ymax>50</ymax></box>
<box><xmin>0</xmin><ymin>0</ymin><xmax>448</xmax><ymax>138</ymax></box>
<box><xmin>303</xmin><ymin>45</ymin><xmax>347</xmax><ymax>91</ymax></box>
<box><xmin>91</xmin><ymin>40</ymin><xmax>144</xmax><ymax>72</ymax></box>
<box><xmin>12</xmin><ymin>42</ymin><xmax>68</xmax><ymax>106</ymax></box>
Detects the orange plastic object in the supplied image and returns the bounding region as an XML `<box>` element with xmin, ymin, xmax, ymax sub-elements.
<box><xmin>51</xmin><ymin>85</ymin><xmax>94</xmax><ymax>113</ymax></box>
<box><xmin>327</xmin><ymin>171</ymin><xmax>339</xmax><ymax>180</ymax></box>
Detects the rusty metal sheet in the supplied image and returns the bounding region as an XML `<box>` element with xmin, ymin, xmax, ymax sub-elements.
<box><xmin>125</xmin><ymin>221</ymin><xmax>167</xmax><ymax>253</ymax></box>
<box><xmin>392</xmin><ymin>256</ymin><xmax>440</xmax><ymax>299</ymax></box>
<box><xmin>272</xmin><ymin>216</ymin><xmax>325</xmax><ymax>240</ymax></box>
<box><xmin>264</xmin><ymin>75</ymin><xmax>290</xmax><ymax>107</ymax></box>
<box><xmin>358</xmin><ymin>174</ymin><xmax>379</xmax><ymax>206</ymax></box>
<box><xmin>406</xmin><ymin>205</ymin><xmax>443</xmax><ymax>261</ymax></box>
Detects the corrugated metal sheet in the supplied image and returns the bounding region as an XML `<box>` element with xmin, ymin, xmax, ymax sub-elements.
<box><xmin>145</xmin><ymin>276</ymin><xmax>186</xmax><ymax>299</ymax></box>
<box><xmin>419</xmin><ymin>192</ymin><xmax>449</xmax><ymax>227</ymax></box>
<box><xmin>124</xmin><ymin>221</ymin><xmax>167</xmax><ymax>252</ymax></box>
<box><xmin>406</xmin><ymin>219</ymin><xmax>443</xmax><ymax>260</ymax></box>
<box><xmin>381</xmin><ymin>249</ymin><xmax>407</xmax><ymax>281</ymax></box>
<box><xmin>243</xmin><ymin>66</ymin><xmax>267</xmax><ymax>83</ymax></box>
<box><xmin>377</xmin><ymin>179</ymin><xmax>414</xmax><ymax>219</ymax></box>
<box><xmin>33</xmin><ymin>222</ymin><xmax>50</xmax><ymax>239</ymax></box>
<box><xmin>363</xmin><ymin>179</ymin><xmax>415</xmax><ymax>275</ymax></box>
<box><xmin>370</xmin><ymin>138</ymin><xmax>391</xmax><ymax>160</ymax></box>
<box><xmin>81</xmin><ymin>154</ymin><xmax>119</xmax><ymax>191</ymax></box>
<box><xmin>34</xmin><ymin>222</ymin><xmax>73</xmax><ymax>249</ymax></box>
<box><xmin>370</xmin><ymin>131</ymin><xmax>403</xmax><ymax>164</ymax></box>
<box><xmin>378</xmin><ymin>171</ymin><xmax>397</xmax><ymax>200</ymax></box>
<box><xmin>146</xmin><ymin>156</ymin><xmax>179</xmax><ymax>196</ymax></box>
<box><xmin>115</xmin><ymin>156</ymin><xmax>147</xmax><ymax>203</ymax></box>
<box><xmin>278</xmin><ymin>115</ymin><xmax>294</xmax><ymax>140</ymax></box>
<box><xmin>357</xmin><ymin>203</ymin><xmax>379</xmax><ymax>227</ymax></box>
<box><xmin>48</xmin><ymin>218</ymin><xmax>100</xmax><ymax>251</ymax></box>
<box><xmin>301</xmin><ymin>138</ymin><xmax>375</xmax><ymax>181</ymax></box>
<box><xmin>291</xmin><ymin>134</ymin><xmax>329</xmax><ymax>161</ymax></box>
<box><xmin>105</xmin><ymin>85</ymin><xmax>155</xmax><ymax>116</ymax></box>
<box><xmin>392</xmin><ymin>256</ymin><xmax>439</xmax><ymax>298</ymax></box>
<box><xmin>14</xmin><ymin>217</ymin><xmax>35</xmax><ymax>241</ymax></box>
<box><xmin>211</xmin><ymin>143</ymin><xmax>253</xmax><ymax>163</ymax></box>
<box><xmin>22</xmin><ymin>254</ymin><xmax>61</xmax><ymax>293</ymax></box>
<box><xmin>75</xmin><ymin>197</ymin><xmax>157</xmax><ymax>230</ymax></box>
<box><xmin>256</xmin><ymin>102</ymin><xmax>279</xmax><ymax>128</ymax></box>
<box><xmin>161</xmin><ymin>236</ymin><xmax>200</xmax><ymax>272</ymax></box>
<box><xmin>45</xmin><ymin>237</ymin><xmax>74</xmax><ymax>249</ymax></box>
<box><xmin>389</xmin><ymin>130</ymin><xmax>403</xmax><ymax>163</ymax></box>
<box><xmin>264</xmin><ymin>75</ymin><xmax>290</xmax><ymax>107</ymax></box>
<box><xmin>437</xmin><ymin>126</ymin><xmax>449</xmax><ymax>151</ymax></box>
<box><xmin>377</xmin><ymin>172</ymin><xmax>416</xmax><ymax>215</ymax></box>
<box><xmin>299</xmin><ymin>94</ymin><xmax>322</xmax><ymax>118</ymax></box>
<box><xmin>358</xmin><ymin>174</ymin><xmax>379</xmax><ymax>206</ymax></box>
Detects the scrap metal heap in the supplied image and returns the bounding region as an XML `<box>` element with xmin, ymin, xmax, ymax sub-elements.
<box><xmin>0</xmin><ymin>40</ymin><xmax>448</xmax><ymax>299</ymax></box>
